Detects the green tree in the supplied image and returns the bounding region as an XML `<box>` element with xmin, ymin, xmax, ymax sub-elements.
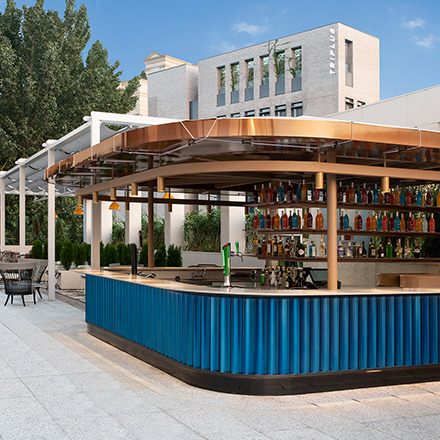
<box><xmin>183</xmin><ymin>208</ymin><xmax>221</xmax><ymax>252</ymax></box>
<box><xmin>0</xmin><ymin>0</ymin><xmax>139</xmax><ymax>171</ymax></box>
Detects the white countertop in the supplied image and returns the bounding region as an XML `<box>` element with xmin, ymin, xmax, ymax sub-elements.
<box><xmin>76</xmin><ymin>269</ymin><xmax>440</xmax><ymax>298</ymax></box>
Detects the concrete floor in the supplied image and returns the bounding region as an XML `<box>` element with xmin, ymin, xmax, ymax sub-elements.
<box><xmin>1</xmin><ymin>296</ymin><xmax>440</xmax><ymax>439</ymax></box>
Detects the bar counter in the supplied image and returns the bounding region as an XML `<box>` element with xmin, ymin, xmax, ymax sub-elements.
<box><xmin>83</xmin><ymin>270</ymin><xmax>440</xmax><ymax>395</ymax></box>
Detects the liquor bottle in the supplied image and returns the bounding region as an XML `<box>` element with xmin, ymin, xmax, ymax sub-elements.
<box><xmin>262</xmin><ymin>237</ymin><xmax>267</xmax><ymax>256</ymax></box>
<box><xmin>427</xmin><ymin>189</ymin><xmax>432</xmax><ymax>206</ymax></box>
<box><xmin>347</xmin><ymin>242</ymin><xmax>354</xmax><ymax>257</ymax></box>
<box><xmin>366</xmin><ymin>212</ymin><xmax>371</xmax><ymax>231</ymax></box>
<box><xmin>267</xmin><ymin>237</ymin><xmax>272</xmax><ymax>256</ymax></box>
<box><xmin>430</xmin><ymin>213</ymin><xmax>436</xmax><ymax>232</ymax></box>
<box><xmin>259</xmin><ymin>210</ymin><xmax>265</xmax><ymax>229</ymax></box>
<box><xmin>404</xmin><ymin>238</ymin><xmax>412</xmax><ymax>258</ymax></box>
<box><xmin>302</xmin><ymin>209</ymin><xmax>307</xmax><ymax>229</ymax></box>
<box><xmin>316</xmin><ymin>209</ymin><xmax>324</xmax><ymax>229</ymax></box>
<box><xmin>394</xmin><ymin>186</ymin><xmax>400</xmax><ymax>205</ymax></box>
<box><xmin>296</xmin><ymin>183</ymin><xmax>302</xmax><ymax>202</ymax></box>
<box><xmin>389</xmin><ymin>190</ymin><xmax>395</xmax><ymax>205</ymax></box>
<box><xmin>301</xmin><ymin>179</ymin><xmax>307</xmax><ymax>202</ymax></box>
<box><xmin>319</xmin><ymin>235</ymin><xmax>326</xmax><ymax>257</ymax></box>
<box><xmin>423</xmin><ymin>214</ymin><xmax>428</xmax><ymax>232</ymax></box>
<box><xmin>354</xmin><ymin>212</ymin><xmax>358</xmax><ymax>231</ymax></box>
<box><xmin>367</xmin><ymin>187</ymin><xmax>373</xmax><ymax>204</ymax></box>
<box><xmin>278</xmin><ymin>182</ymin><xmax>284</xmax><ymax>203</ymax></box>
<box><xmin>286</xmin><ymin>180</ymin><xmax>293</xmax><ymax>202</ymax></box>
<box><xmin>282</xmin><ymin>211</ymin><xmax>288</xmax><ymax>229</ymax></box>
<box><xmin>253</xmin><ymin>185</ymin><xmax>259</xmax><ymax>203</ymax></box>
<box><xmin>361</xmin><ymin>241</ymin><xmax>367</xmax><ymax>258</ymax></box>
<box><xmin>437</xmin><ymin>191</ymin><xmax>440</xmax><ymax>207</ymax></box>
<box><xmin>309</xmin><ymin>241</ymin><xmax>317</xmax><ymax>258</ymax></box>
<box><xmin>313</xmin><ymin>185</ymin><xmax>320</xmax><ymax>202</ymax></box>
<box><xmin>356</xmin><ymin>186</ymin><xmax>362</xmax><ymax>204</ymax></box>
<box><xmin>271</xmin><ymin>211</ymin><xmax>276</xmax><ymax>229</ymax></box>
<box><xmin>356</xmin><ymin>211</ymin><xmax>363</xmax><ymax>230</ymax></box>
<box><xmin>260</xmin><ymin>266</ymin><xmax>267</xmax><ymax>286</ymax></box>
<box><xmin>378</xmin><ymin>241</ymin><xmax>385</xmax><ymax>258</ymax></box>
<box><xmin>416</xmin><ymin>213</ymin><xmax>423</xmax><ymax>232</ymax></box>
<box><xmin>306</xmin><ymin>209</ymin><xmax>313</xmax><ymax>229</ymax></box>
<box><xmin>343</xmin><ymin>212</ymin><xmax>350</xmax><ymax>230</ymax></box>
<box><xmin>406</xmin><ymin>187</ymin><xmax>414</xmax><ymax>205</ymax></box>
<box><xmin>377</xmin><ymin>213</ymin><xmax>383</xmax><ymax>231</ymax></box>
<box><xmin>284</xmin><ymin>239</ymin><xmax>290</xmax><ymax>257</ymax></box>
<box><xmin>407</xmin><ymin>212</ymin><xmax>414</xmax><ymax>232</ymax></box>
<box><xmin>278</xmin><ymin>238</ymin><xmax>284</xmax><ymax>257</ymax></box>
<box><xmin>292</xmin><ymin>211</ymin><xmax>298</xmax><ymax>228</ymax></box>
<box><xmin>382</xmin><ymin>213</ymin><xmax>388</xmax><ymax>231</ymax></box>
<box><xmin>378</xmin><ymin>189</ymin><xmax>384</xmax><ymax>205</ymax></box>
<box><xmin>349</xmin><ymin>182</ymin><xmax>356</xmax><ymax>203</ymax></box>
<box><xmin>297</xmin><ymin>210</ymin><xmax>302</xmax><ymax>229</ymax></box>
<box><xmin>371</xmin><ymin>212</ymin><xmax>377</xmax><ymax>231</ymax></box>
<box><xmin>290</xmin><ymin>237</ymin><xmax>297</xmax><ymax>257</ymax></box>
<box><xmin>384</xmin><ymin>190</ymin><xmax>390</xmax><ymax>205</ymax></box>
<box><xmin>400</xmin><ymin>189</ymin><xmax>405</xmax><ymax>206</ymax></box>
<box><xmin>396</xmin><ymin>239</ymin><xmax>403</xmax><ymax>258</ymax></box>
<box><xmin>414</xmin><ymin>239</ymin><xmax>421</xmax><ymax>258</ymax></box>
<box><xmin>400</xmin><ymin>213</ymin><xmax>406</xmax><ymax>232</ymax></box>
<box><xmin>339</xmin><ymin>210</ymin><xmax>345</xmax><ymax>230</ymax></box>
<box><xmin>296</xmin><ymin>240</ymin><xmax>306</xmax><ymax>258</ymax></box>
<box><xmin>270</xmin><ymin>268</ymin><xmax>277</xmax><ymax>287</ymax></box>
<box><xmin>373</xmin><ymin>184</ymin><xmax>379</xmax><ymax>204</ymax></box>
<box><xmin>267</xmin><ymin>182</ymin><xmax>274</xmax><ymax>203</ymax></box>
<box><xmin>386</xmin><ymin>239</ymin><xmax>393</xmax><ymax>258</ymax></box>
<box><xmin>389</xmin><ymin>212</ymin><xmax>395</xmax><ymax>231</ymax></box>
<box><xmin>265</xmin><ymin>210</ymin><xmax>271</xmax><ymax>229</ymax></box>
<box><xmin>273</xmin><ymin>237</ymin><xmax>278</xmax><ymax>257</ymax></box>
<box><xmin>260</xmin><ymin>184</ymin><xmax>266</xmax><ymax>203</ymax></box>
<box><xmin>344</xmin><ymin>185</ymin><xmax>350</xmax><ymax>204</ymax></box>
<box><xmin>257</xmin><ymin>238</ymin><xmax>262</xmax><ymax>256</ymax></box>
<box><xmin>394</xmin><ymin>212</ymin><xmax>400</xmax><ymax>231</ymax></box>
<box><xmin>361</xmin><ymin>183</ymin><xmax>368</xmax><ymax>203</ymax></box>
<box><xmin>337</xmin><ymin>181</ymin><xmax>343</xmax><ymax>202</ymax></box>
<box><xmin>416</xmin><ymin>188</ymin><xmax>423</xmax><ymax>206</ymax></box>
<box><xmin>338</xmin><ymin>241</ymin><xmax>345</xmax><ymax>257</ymax></box>
<box><xmin>253</xmin><ymin>212</ymin><xmax>259</xmax><ymax>229</ymax></box>
<box><xmin>368</xmin><ymin>238</ymin><xmax>376</xmax><ymax>258</ymax></box>
<box><xmin>288</xmin><ymin>210</ymin><xmax>293</xmax><ymax>228</ymax></box>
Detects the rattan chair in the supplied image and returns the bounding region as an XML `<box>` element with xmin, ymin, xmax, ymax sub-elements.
<box><xmin>0</xmin><ymin>262</ymin><xmax>37</xmax><ymax>307</ymax></box>
<box><xmin>32</xmin><ymin>260</ymin><xmax>48</xmax><ymax>299</ymax></box>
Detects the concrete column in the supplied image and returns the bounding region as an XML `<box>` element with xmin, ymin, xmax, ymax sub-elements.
<box><xmin>0</xmin><ymin>173</ymin><xmax>5</xmax><ymax>251</ymax></box>
<box><xmin>91</xmin><ymin>200</ymin><xmax>101</xmax><ymax>269</ymax></box>
<box><xmin>19</xmin><ymin>162</ymin><xmax>26</xmax><ymax>255</ymax></box>
<box><xmin>220</xmin><ymin>193</ymin><xmax>246</xmax><ymax>252</ymax></box>
<box><xmin>327</xmin><ymin>174</ymin><xmax>338</xmax><ymax>290</ymax></box>
<box><xmin>125</xmin><ymin>201</ymin><xmax>142</xmax><ymax>245</ymax></box>
<box><xmin>101</xmin><ymin>201</ymin><xmax>113</xmax><ymax>244</ymax></box>
<box><xmin>47</xmin><ymin>149</ymin><xmax>56</xmax><ymax>300</ymax></box>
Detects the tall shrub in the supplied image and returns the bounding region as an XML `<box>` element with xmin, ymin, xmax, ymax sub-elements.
<box><xmin>31</xmin><ymin>240</ymin><xmax>44</xmax><ymax>259</ymax></box>
<box><xmin>154</xmin><ymin>244</ymin><xmax>167</xmax><ymax>267</ymax></box>
<box><xmin>60</xmin><ymin>241</ymin><xmax>73</xmax><ymax>270</ymax></box>
<box><xmin>167</xmin><ymin>244</ymin><xmax>182</xmax><ymax>267</ymax></box>
<box><xmin>183</xmin><ymin>208</ymin><xmax>221</xmax><ymax>252</ymax></box>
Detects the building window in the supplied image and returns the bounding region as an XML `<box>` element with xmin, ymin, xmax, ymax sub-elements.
<box><xmin>345</xmin><ymin>97</ymin><xmax>354</xmax><ymax>110</ymax></box>
<box><xmin>246</xmin><ymin>59</ymin><xmax>254</xmax><ymax>89</ymax></box>
<box><xmin>291</xmin><ymin>47</ymin><xmax>302</xmax><ymax>78</ymax></box>
<box><xmin>261</xmin><ymin>55</ymin><xmax>269</xmax><ymax>86</ymax></box>
<box><xmin>291</xmin><ymin>102</ymin><xmax>303</xmax><ymax>117</ymax></box>
<box><xmin>357</xmin><ymin>100</ymin><xmax>366</xmax><ymax>107</ymax></box>
<box><xmin>216</xmin><ymin>115</ymin><xmax>226</xmax><ymax>119</ymax></box>
<box><xmin>345</xmin><ymin>40</ymin><xmax>353</xmax><ymax>87</ymax></box>
<box><xmin>230</xmin><ymin>63</ymin><xmax>239</xmax><ymax>92</ymax></box>
<box><xmin>218</xmin><ymin>66</ymin><xmax>225</xmax><ymax>95</ymax></box>
<box><xmin>275</xmin><ymin>105</ymin><xmax>286</xmax><ymax>117</ymax></box>
<box><xmin>259</xmin><ymin>107</ymin><xmax>270</xmax><ymax>117</ymax></box>
<box><xmin>244</xmin><ymin>110</ymin><xmax>255</xmax><ymax>117</ymax></box>
<box><xmin>231</xmin><ymin>112</ymin><xmax>240</xmax><ymax>118</ymax></box>
<box><xmin>275</xmin><ymin>51</ymin><xmax>285</xmax><ymax>82</ymax></box>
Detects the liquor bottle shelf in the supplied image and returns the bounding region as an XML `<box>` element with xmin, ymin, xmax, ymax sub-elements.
<box><xmin>256</xmin><ymin>256</ymin><xmax>440</xmax><ymax>263</ymax></box>
<box><xmin>246</xmin><ymin>228</ymin><xmax>440</xmax><ymax>237</ymax></box>
<box><xmin>248</xmin><ymin>201</ymin><xmax>440</xmax><ymax>213</ymax></box>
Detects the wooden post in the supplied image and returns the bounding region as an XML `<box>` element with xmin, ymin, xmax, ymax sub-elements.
<box><xmin>148</xmin><ymin>157</ymin><xmax>154</xmax><ymax>268</ymax></box>
<box><xmin>327</xmin><ymin>173</ymin><xmax>338</xmax><ymax>290</ymax></box>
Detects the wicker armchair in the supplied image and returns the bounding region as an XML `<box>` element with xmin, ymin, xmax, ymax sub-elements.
<box><xmin>0</xmin><ymin>262</ymin><xmax>37</xmax><ymax>307</ymax></box>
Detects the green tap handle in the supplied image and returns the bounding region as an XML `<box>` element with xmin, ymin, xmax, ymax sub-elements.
<box><xmin>222</xmin><ymin>243</ymin><xmax>231</xmax><ymax>277</ymax></box>
<box><xmin>235</xmin><ymin>241</ymin><xmax>240</xmax><ymax>253</ymax></box>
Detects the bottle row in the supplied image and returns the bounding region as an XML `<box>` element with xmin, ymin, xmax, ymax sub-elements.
<box><xmin>253</xmin><ymin>181</ymin><xmax>440</xmax><ymax>208</ymax></box>
<box><xmin>255</xmin><ymin>235</ymin><xmax>422</xmax><ymax>259</ymax></box>
<box><xmin>260</xmin><ymin>265</ymin><xmax>306</xmax><ymax>289</ymax></box>
<box><xmin>251</xmin><ymin>209</ymin><xmax>436</xmax><ymax>233</ymax></box>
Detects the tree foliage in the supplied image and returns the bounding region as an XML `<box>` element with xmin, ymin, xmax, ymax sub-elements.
<box><xmin>0</xmin><ymin>0</ymin><xmax>139</xmax><ymax>170</ymax></box>
<box><xmin>183</xmin><ymin>208</ymin><xmax>221</xmax><ymax>252</ymax></box>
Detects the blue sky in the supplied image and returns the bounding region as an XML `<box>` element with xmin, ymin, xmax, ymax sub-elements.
<box><xmin>3</xmin><ymin>0</ymin><xmax>440</xmax><ymax>100</ymax></box>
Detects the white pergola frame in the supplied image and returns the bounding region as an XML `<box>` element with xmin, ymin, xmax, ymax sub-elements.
<box><xmin>0</xmin><ymin>112</ymin><xmax>178</xmax><ymax>300</ymax></box>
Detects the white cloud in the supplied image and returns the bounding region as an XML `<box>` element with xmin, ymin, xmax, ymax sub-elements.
<box><xmin>232</xmin><ymin>21</ymin><xmax>267</xmax><ymax>36</ymax></box>
<box><xmin>210</xmin><ymin>41</ymin><xmax>237</xmax><ymax>54</ymax></box>
<box><xmin>402</xmin><ymin>18</ymin><xmax>426</xmax><ymax>30</ymax></box>
<box><xmin>412</xmin><ymin>35</ymin><xmax>435</xmax><ymax>48</ymax></box>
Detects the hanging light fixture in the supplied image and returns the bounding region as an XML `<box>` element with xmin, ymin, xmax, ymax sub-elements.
<box><xmin>109</xmin><ymin>187</ymin><xmax>120</xmax><ymax>210</ymax></box>
<box><xmin>93</xmin><ymin>191</ymin><xmax>99</xmax><ymax>203</ymax></box>
<box><xmin>315</xmin><ymin>150</ymin><xmax>324</xmax><ymax>189</ymax></box>
<box><xmin>381</xmin><ymin>176</ymin><xmax>390</xmax><ymax>193</ymax></box>
<box><xmin>55</xmin><ymin>212</ymin><xmax>58</xmax><ymax>218</ymax></box>
<box><xmin>131</xmin><ymin>182</ymin><xmax>138</xmax><ymax>197</ymax></box>
<box><xmin>74</xmin><ymin>195</ymin><xmax>84</xmax><ymax>215</ymax></box>
<box><xmin>109</xmin><ymin>201</ymin><xmax>120</xmax><ymax>210</ymax></box>
<box><xmin>157</xmin><ymin>176</ymin><xmax>165</xmax><ymax>192</ymax></box>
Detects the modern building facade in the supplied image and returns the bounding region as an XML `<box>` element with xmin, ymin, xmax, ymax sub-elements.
<box><xmin>128</xmin><ymin>23</ymin><xmax>380</xmax><ymax>120</ymax></box>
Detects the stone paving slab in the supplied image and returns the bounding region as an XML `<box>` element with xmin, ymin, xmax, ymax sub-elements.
<box><xmin>1</xmin><ymin>294</ymin><xmax>440</xmax><ymax>439</ymax></box>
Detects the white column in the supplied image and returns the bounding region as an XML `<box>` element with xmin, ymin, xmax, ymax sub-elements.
<box><xmin>91</xmin><ymin>200</ymin><xmax>101</xmax><ymax>269</ymax></box>
<box><xmin>84</xmin><ymin>199</ymin><xmax>92</xmax><ymax>243</ymax></box>
<box><xmin>19</xmin><ymin>162</ymin><xmax>26</xmax><ymax>255</ymax></box>
<box><xmin>101</xmin><ymin>201</ymin><xmax>113</xmax><ymax>244</ymax></box>
<box><xmin>0</xmin><ymin>173</ymin><xmax>5</xmax><ymax>252</ymax></box>
<box><xmin>220</xmin><ymin>193</ymin><xmax>246</xmax><ymax>251</ymax></box>
<box><xmin>125</xmin><ymin>202</ymin><xmax>142</xmax><ymax>245</ymax></box>
<box><xmin>165</xmin><ymin>194</ymin><xmax>185</xmax><ymax>249</ymax></box>
<box><xmin>47</xmin><ymin>149</ymin><xmax>56</xmax><ymax>300</ymax></box>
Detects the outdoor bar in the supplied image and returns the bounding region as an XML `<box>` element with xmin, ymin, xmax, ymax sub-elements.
<box><xmin>46</xmin><ymin>118</ymin><xmax>440</xmax><ymax>394</ymax></box>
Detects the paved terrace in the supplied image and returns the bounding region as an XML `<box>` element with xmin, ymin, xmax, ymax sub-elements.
<box><xmin>1</xmin><ymin>296</ymin><xmax>440</xmax><ymax>439</ymax></box>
